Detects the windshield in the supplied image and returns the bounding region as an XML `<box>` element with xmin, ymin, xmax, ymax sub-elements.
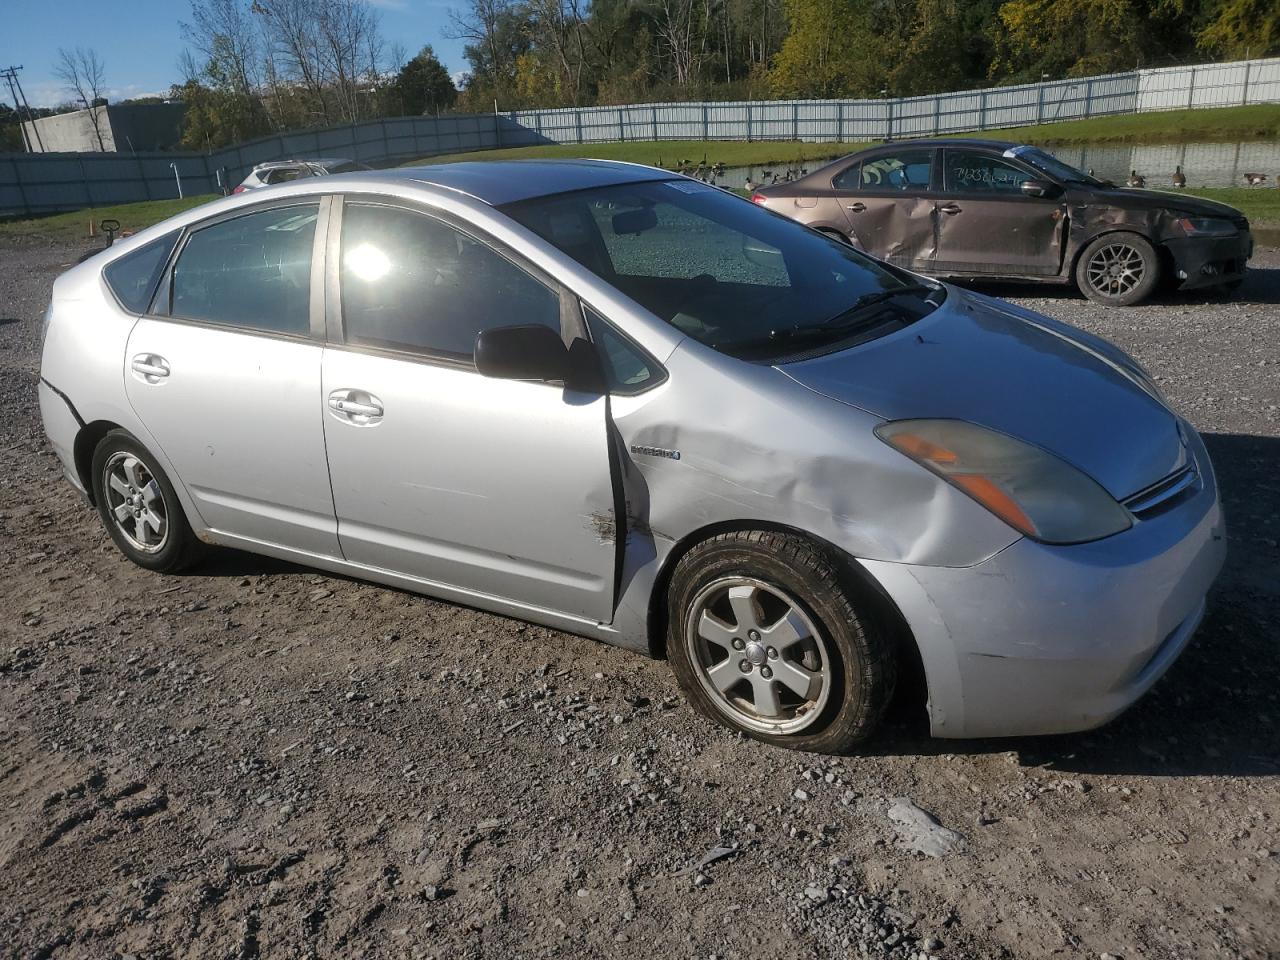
<box><xmin>1008</xmin><ymin>146</ymin><xmax>1105</xmax><ymax>186</ymax></box>
<box><xmin>502</xmin><ymin>180</ymin><xmax>941</xmax><ymax>361</ymax></box>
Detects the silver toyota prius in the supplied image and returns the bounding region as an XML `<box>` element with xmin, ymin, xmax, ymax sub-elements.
<box><xmin>38</xmin><ymin>160</ymin><xmax>1226</xmax><ymax>752</ymax></box>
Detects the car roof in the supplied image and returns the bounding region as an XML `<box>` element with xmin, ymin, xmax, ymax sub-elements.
<box><xmin>866</xmin><ymin>138</ymin><xmax>1022</xmax><ymax>152</ymax></box>
<box><xmin>393</xmin><ymin>159</ymin><xmax>673</xmax><ymax>206</ymax></box>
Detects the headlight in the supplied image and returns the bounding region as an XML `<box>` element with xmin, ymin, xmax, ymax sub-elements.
<box><xmin>876</xmin><ymin>419</ymin><xmax>1132</xmax><ymax>544</ymax></box>
<box><xmin>1175</xmin><ymin>217</ymin><xmax>1237</xmax><ymax>238</ymax></box>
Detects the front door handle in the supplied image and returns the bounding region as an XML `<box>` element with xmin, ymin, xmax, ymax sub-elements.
<box><xmin>130</xmin><ymin>354</ymin><xmax>170</xmax><ymax>382</ymax></box>
<box><xmin>938</xmin><ymin>203</ymin><xmax>962</xmax><ymax>216</ymax></box>
<box><xmin>327</xmin><ymin>390</ymin><xmax>384</xmax><ymax>422</ymax></box>
<box><xmin>846</xmin><ymin>202</ymin><xmax>866</xmax><ymax>213</ymax></box>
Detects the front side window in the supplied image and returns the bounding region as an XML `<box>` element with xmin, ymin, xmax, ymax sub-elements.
<box><xmin>103</xmin><ymin>231</ymin><xmax>178</xmax><ymax>314</ymax></box>
<box><xmin>340</xmin><ymin>202</ymin><xmax>561</xmax><ymax>360</ymax></box>
<box><xmin>944</xmin><ymin>151</ymin><xmax>1035</xmax><ymax>194</ymax></box>
<box><xmin>859</xmin><ymin>150</ymin><xmax>933</xmax><ymax>192</ymax></box>
<box><xmin>504</xmin><ymin>180</ymin><xmax>939</xmax><ymax>362</ymax></box>
<box><xmin>170</xmin><ymin>204</ymin><xmax>317</xmax><ymax>334</ymax></box>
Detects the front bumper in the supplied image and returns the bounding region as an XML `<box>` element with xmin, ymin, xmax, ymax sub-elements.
<box><xmin>864</xmin><ymin>427</ymin><xmax>1226</xmax><ymax>739</ymax></box>
<box><xmin>1164</xmin><ymin>232</ymin><xmax>1252</xmax><ymax>290</ymax></box>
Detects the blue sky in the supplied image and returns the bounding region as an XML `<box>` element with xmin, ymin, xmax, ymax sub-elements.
<box><xmin>3</xmin><ymin>0</ymin><xmax>469</xmax><ymax>108</ymax></box>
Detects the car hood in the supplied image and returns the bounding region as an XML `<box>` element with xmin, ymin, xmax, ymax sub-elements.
<box><xmin>778</xmin><ymin>290</ymin><xmax>1186</xmax><ymax>499</ymax></box>
<box><xmin>1070</xmin><ymin>185</ymin><xmax>1245</xmax><ymax>221</ymax></box>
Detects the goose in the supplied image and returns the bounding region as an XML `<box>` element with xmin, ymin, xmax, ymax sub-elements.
<box><xmin>1126</xmin><ymin>170</ymin><xmax>1145</xmax><ymax>188</ymax></box>
<box><xmin>744</xmin><ymin>177</ymin><xmax>756</xmax><ymax>192</ymax></box>
<box><xmin>1171</xmin><ymin>165</ymin><xmax>1186</xmax><ymax>188</ymax></box>
<box><xmin>1244</xmin><ymin>172</ymin><xmax>1268</xmax><ymax>186</ymax></box>
<box><xmin>711</xmin><ymin>161</ymin><xmax>726</xmax><ymax>176</ymax></box>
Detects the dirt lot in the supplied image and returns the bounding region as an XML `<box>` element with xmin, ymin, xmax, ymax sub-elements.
<box><xmin>2</xmin><ymin>237</ymin><xmax>1277</xmax><ymax>960</ymax></box>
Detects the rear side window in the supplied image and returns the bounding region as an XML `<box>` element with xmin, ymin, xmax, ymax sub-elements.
<box><xmin>103</xmin><ymin>231</ymin><xmax>178</xmax><ymax>314</ymax></box>
<box><xmin>170</xmin><ymin>203</ymin><xmax>318</xmax><ymax>335</ymax></box>
<box><xmin>339</xmin><ymin>202</ymin><xmax>561</xmax><ymax>361</ymax></box>
<box><xmin>860</xmin><ymin>150</ymin><xmax>933</xmax><ymax>191</ymax></box>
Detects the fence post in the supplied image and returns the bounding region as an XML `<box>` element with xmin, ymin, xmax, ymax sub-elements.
<box><xmin>651</xmin><ymin>104</ymin><xmax>658</xmax><ymax>141</ymax></box>
<box><xmin>933</xmin><ymin>96</ymin><xmax>940</xmax><ymax>135</ymax></box>
<box><xmin>1036</xmin><ymin>83</ymin><xmax>1044</xmax><ymax>123</ymax></box>
<box><xmin>575</xmin><ymin>109</ymin><xmax>582</xmax><ymax>144</ymax></box>
<box><xmin>978</xmin><ymin>90</ymin><xmax>986</xmax><ymax>130</ymax></box>
<box><xmin>1187</xmin><ymin>67</ymin><xmax>1196</xmax><ymax>109</ymax></box>
<box><xmin>1240</xmin><ymin>61</ymin><xmax>1251</xmax><ymax>106</ymax></box>
<box><xmin>887</xmin><ymin>98</ymin><xmax>894</xmax><ymax>140</ymax></box>
<box><xmin>703</xmin><ymin>104</ymin><xmax>710</xmax><ymax>141</ymax></box>
<box><xmin>792</xmin><ymin>102</ymin><xmax>799</xmax><ymax>140</ymax></box>
<box><xmin>835</xmin><ymin>101</ymin><xmax>843</xmax><ymax>141</ymax></box>
<box><xmin>1084</xmin><ymin>78</ymin><xmax>1095</xmax><ymax>117</ymax></box>
<box><xmin>746</xmin><ymin>102</ymin><xmax>753</xmax><ymax>141</ymax></box>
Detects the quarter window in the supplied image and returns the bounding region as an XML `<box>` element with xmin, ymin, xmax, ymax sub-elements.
<box><xmin>859</xmin><ymin>151</ymin><xmax>933</xmax><ymax>191</ymax></box>
<box><xmin>831</xmin><ymin>162</ymin><xmax>862</xmax><ymax>191</ymax></box>
<box><xmin>944</xmin><ymin>151</ymin><xmax>1035</xmax><ymax>194</ymax></box>
<box><xmin>585</xmin><ymin>306</ymin><xmax>663</xmax><ymax>394</ymax></box>
<box><xmin>339</xmin><ymin>202</ymin><xmax>561</xmax><ymax>360</ymax></box>
<box><xmin>103</xmin><ymin>231</ymin><xmax>178</xmax><ymax>314</ymax></box>
<box><xmin>170</xmin><ymin>204</ymin><xmax>318</xmax><ymax>334</ymax></box>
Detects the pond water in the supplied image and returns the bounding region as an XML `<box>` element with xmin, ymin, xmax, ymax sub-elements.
<box><xmin>703</xmin><ymin>140</ymin><xmax>1280</xmax><ymax>191</ymax></box>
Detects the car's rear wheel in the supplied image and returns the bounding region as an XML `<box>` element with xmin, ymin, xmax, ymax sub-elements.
<box><xmin>1077</xmin><ymin>232</ymin><xmax>1160</xmax><ymax>306</ymax></box>
<box><xmin>667</xmin><ymin>530</ymin><xmax>895</xmax><ymax>753</ymax></box>
<box><xmin>90</xmin><ymin>430</ymin><xmax>203</xmax><ymax>573</ymax></box>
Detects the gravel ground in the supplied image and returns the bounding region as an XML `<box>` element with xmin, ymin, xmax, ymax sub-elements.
<box><xmin>1</xmin><ymin>237</ymin><xmax>1278</xmax><ymax>960</ymax></box>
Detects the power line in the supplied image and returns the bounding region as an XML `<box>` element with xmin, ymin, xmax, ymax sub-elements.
<box><xmin>1</xmin><ymin>65</ymin><xmax>45</xmax><ymax>152</ymax></box>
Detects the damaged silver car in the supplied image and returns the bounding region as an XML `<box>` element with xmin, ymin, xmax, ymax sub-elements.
<box><xmin>39</xmin><ymin>160</ymin><xmax>1226</xmax><ymax>752</ymax></box>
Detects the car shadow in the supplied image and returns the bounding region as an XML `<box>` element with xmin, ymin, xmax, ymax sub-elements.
<box><xmin>872</xmin><ymin>431</ymin><xmax>1280</xmax><ymax>777</ymax></box>
<box><xmin>958</xmin><ymin>264</ymin><xmax>1280</xmax><ymax>307</ymax></box>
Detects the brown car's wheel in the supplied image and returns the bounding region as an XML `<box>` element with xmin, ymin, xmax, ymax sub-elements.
<box><xmin>1076</xmin><ymin>232</ymin><xmax>1160</xmax><ymax>306</ymax></box>
<box><xmin>667</xmin><ymin>530</ymin><xmax>895</xmax><ymax>753</ymax></box>
<box><xmin>90</xmin><ymin>429</ymin><xmax>204</xmax><ymax>573</ymax></box>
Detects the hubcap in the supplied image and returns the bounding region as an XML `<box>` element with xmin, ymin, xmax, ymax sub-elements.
<box><xmin>103</xmin><ymin>452</ymin><xmax>168</xmax><ymax>554</ymax></box>
<box><xmin>684</xmin><ymin>577</ymin><xmax>832</xmax><ymax>735</ymax></box>
<box><xmin>1086</xmin><ymin>242</ymin><xmax>1145</xmax><ymax>297</ymax></box>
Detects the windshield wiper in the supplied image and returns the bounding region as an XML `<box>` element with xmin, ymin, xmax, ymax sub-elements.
<box><xmin>822</xmin><ymin>283</ymin><xmax>937</xmax><ymax>327</ymax></box>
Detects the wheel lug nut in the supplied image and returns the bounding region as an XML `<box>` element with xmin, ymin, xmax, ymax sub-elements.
<box><xmin>732</xmin><ymin>638</ymin><xmax>745</xmax><ymax>650</ymax></box>
<box><xmin>738</xmin><ymin>660</ymin><xmax>752</xmax><ymax>673</ymax></box>
<box><xmin>761</xmin><ymin>666</ymin><xmax>773</xmax><ymax>679</ymax></box>
<box><xmin>767</xmin><ymin>647</ymin><xmax>778</xmax><ymax>660</ymax></box>
<box><xmin>748</xmin><ymin>629</ymin><xmax>761</xmax><ymax>642</ymax></box>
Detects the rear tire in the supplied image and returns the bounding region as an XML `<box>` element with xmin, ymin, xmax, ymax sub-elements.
<box><xmin>90</xmin><ymin>430</ymin><xmax>204</xmax><ymax>573</ymax></box>
<box><xmin>666</xmin><ymin>530</ymin><xmax>895</xmax><ymax>753</ymax></box>
<box><xmin>1076</xmin><ymin>232</ymin><xmax>1160</xmax><ymax>306</ymax></box>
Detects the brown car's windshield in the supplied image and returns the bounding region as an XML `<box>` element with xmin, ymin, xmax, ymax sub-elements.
<box><xmin>503</xmin><ymin>180</ymin><xmax>941</xmax><ymax>361</ymax></box>
<box><xmin>1010</xmin><ymin>146</ymin><xmax>1106</xmax><ymax>187</ymax></box>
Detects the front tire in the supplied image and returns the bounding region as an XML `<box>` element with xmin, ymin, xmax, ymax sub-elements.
<box><xmin>90</xmin><ymin>430</ymin><xmax>203</xmax><ymax>573</ymax></box>
<box><xmin>1076</xmin><ymin>232</ymin><xmax>1160</xmax><ymax>306</ymax></box>
<box><xmin>667</xmin><ymin>530</ymin><xmax>895</xmax><ymax>753</ymax></box>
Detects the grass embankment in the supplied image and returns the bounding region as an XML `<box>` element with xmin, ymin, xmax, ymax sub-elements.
<box><xmin>405</xmin><ymin>139</ymin><xmax>866</xmax><ymax>169</ymax></box>
<box><xmin>0</xmin><ymin>195</ymin><xmax>218</xmax><ymax>242</ymax></box>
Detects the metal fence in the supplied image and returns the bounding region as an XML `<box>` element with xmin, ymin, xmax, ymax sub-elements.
<box><xmin>3</xmin><ymin>56</ymin><xmax>1278</xmax><ymax>217</ymax></box>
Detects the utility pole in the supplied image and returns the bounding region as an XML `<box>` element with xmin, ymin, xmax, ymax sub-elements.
<box><xmin>1</xmin><ymin>65</ymin><xmax>45</xmax><ymax>152</ymax></box>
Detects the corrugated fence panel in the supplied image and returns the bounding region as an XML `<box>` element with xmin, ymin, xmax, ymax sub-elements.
<box><xmin>4</xmin><ymin>57</ymin><xmax>1278</xmax><ymax>216</ymax></box>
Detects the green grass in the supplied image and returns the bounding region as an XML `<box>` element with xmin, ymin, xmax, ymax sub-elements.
<box><xmin>0</xmin><ymin>195</ymin><xmax>219</xmax><ymax>242</ymax></box>
<box><xmin>1185</xmin><ymin>187</ymin><xmax>1280</xmax><ymax>227</ymax></box>
<box><xmin>957</xmin><ymin>104</ymin><xmax>1280</xmax><ymax>147</ymax></box>
<box><xmin>402</xmin><ymin>105</ymin><xmax>1280</xmax><ymax>170</ymax></box>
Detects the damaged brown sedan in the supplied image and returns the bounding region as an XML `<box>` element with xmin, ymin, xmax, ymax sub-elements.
<box><xmin>751</xmin><ymin>139</ymin><xmax>1253</xmax><ymax>306</ymax></box>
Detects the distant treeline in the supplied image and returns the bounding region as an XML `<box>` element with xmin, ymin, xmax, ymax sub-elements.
<box><xmin>3</xmin><ymin>0</ymin><xmax>1276</xmax><ymax>153</ymax></box>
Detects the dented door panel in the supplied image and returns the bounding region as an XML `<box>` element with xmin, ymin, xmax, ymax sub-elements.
<box><xmin>847</xmin><ymin>197</ymin><xmax>938</xmax><ymax>271</ymax></box>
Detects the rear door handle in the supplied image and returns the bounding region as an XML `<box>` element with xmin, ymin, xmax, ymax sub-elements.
<box><xmin>846</xmin><ymin>202</ymin><xmax>866</xmax><ymax>213</ymax></box>
<box><xmin>327</xmin><ymin>390</ymin><xmax>384</xmax><ymax>422</ymax></box>
<box><xmin>130</xmin><ymin>354</ymin><xmax>170</xmax><ymax>382</ymax></box>
<box><xmin>938</xmin><ymin>203</ymin><xmax>962</xmax><ymax>215</ymax></box>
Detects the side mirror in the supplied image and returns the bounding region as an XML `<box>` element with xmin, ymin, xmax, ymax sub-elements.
<box><xmin>1021</xmin><ymin>179</ymin><xmax>1062</xmax><ymax>199</ymax></box>
<box><xmin>475</xmin><ymin>324</ymin><xmax>570</xmax><ymax>382</ymax></box>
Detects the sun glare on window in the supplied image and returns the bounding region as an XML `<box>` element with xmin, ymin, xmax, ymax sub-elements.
<box><xmin>346</xmin><ymin>243</ymin><xmax>391</xmax><ymax>282</ymax></box>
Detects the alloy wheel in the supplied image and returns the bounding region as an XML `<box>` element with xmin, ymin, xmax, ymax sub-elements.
<box><xmin>684</xmin><ymin>577</ymin><xmax>832</xmax><ymax>735</ymax></box>
<box><xmin>103</xmin><ymin>452</ymin><xmax>168</xmax><ymax>554</ymax></box>
<box><xmin>1086</xmin><ymin>241</ymin><xmax>1146</xmax><ymax>298</ymax></box>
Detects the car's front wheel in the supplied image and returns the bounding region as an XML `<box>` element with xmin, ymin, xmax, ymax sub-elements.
<box><xmin>667</xmin><ymin>530</ymin><xmax>895</xmax><ymax>752</ymax></box>
<box><xmin>1076</xmin><ymin>232</ymin><xmax>1160</xmax><ymax>306</ymax></box>
<box><xmin>90</xmin><ymin>430</ymin><xmax>204</xmax><ymax>573</ymax></box>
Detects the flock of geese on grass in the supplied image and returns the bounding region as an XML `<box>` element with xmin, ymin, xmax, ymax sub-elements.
<box><xmin>657</xmin><ymin>154</ymin><xmax>809</xmax><ymax>190</ymax></box>
<box><xmin>1122</xmin><ymin>167</ymin><xmax>1272</xmax><ymax>189</ymax></box>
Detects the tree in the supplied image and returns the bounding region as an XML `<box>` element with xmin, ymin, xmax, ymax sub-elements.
<box><xmin>1197</xmin><ymin>0</ymin><xmax>1280</xmax><ymax>59</ymax></box>
<box><xmin>393</xmin><ymin>46</ymin><xmax>458</xmax><ymax>116</ymax></box>
<box><xmin>54</xmin><ymin>47</ymin><xmax>108</xmax><ymax>150</ymax></box>
<box><xmin>769</xmin><ymin>0</ymin><xmax>883</xmax><ymax>97</ymax></box>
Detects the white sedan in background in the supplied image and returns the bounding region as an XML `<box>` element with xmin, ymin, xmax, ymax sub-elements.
<box><xmin>233</xmin><ymin>157</ymin><xmax>372</xmax><ymax>193</ymax></box>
